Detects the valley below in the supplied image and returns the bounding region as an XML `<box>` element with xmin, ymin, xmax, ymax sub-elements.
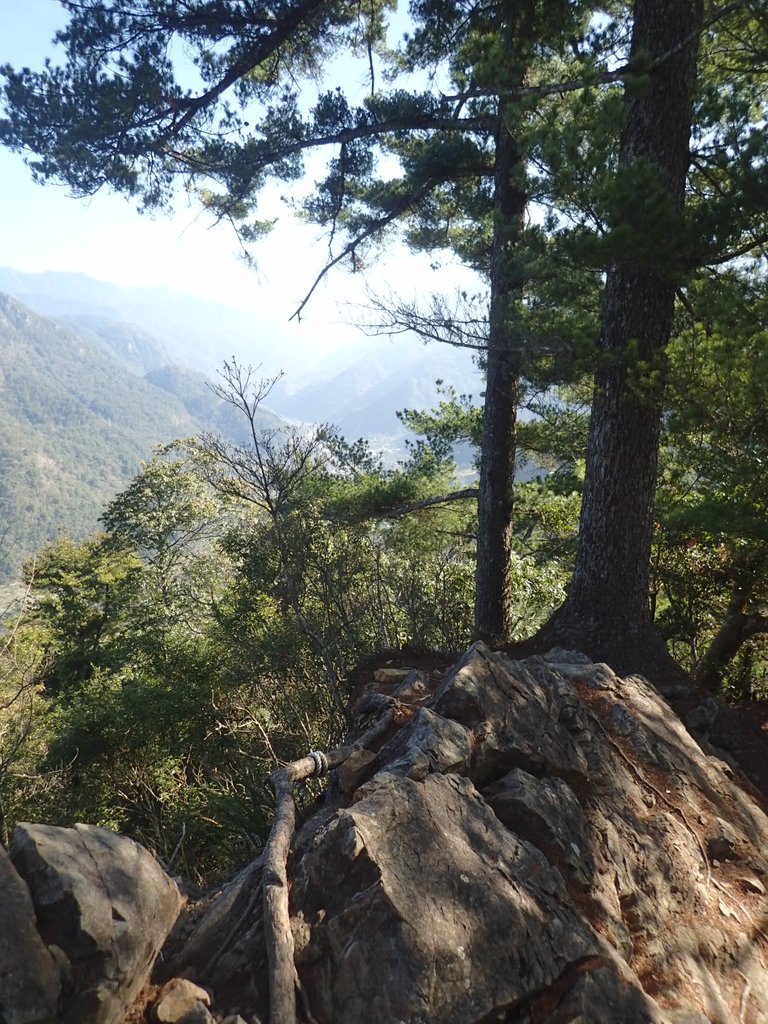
<box><xmin>0</xmin><ymin>267</ymin><xmax>483</xmax><ymax>581</ymax></box>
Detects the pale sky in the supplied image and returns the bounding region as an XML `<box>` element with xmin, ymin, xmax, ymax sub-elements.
<box><xmin>0</xmin><ymin>0</ymin><xmax>479</xmax><ymax>356</ymax></box>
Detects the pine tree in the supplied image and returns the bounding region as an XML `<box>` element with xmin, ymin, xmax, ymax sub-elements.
<box><xmin>1</xmin><ymin>0</ymin><xmax>609</xmax><ymax>639</ymax></box>
<box><xmin>533</xmin><ymin>0</ymin><xmax>768</xmax><ymax>678</ymax></box>
<box><xmin>3</xmin><ymin>1</ymin><xmax>766</xmax><ymax>668</ymax></box>
<box><xmin>655</xmin><ymin>272</ymin><xmax>768</xmax><ymax>692</ymax></box>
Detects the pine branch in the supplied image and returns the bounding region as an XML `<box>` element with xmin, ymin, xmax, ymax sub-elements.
<box><xmin>159</xmin><ymin>0</ymin><xmax>331</xmax><ymax>136</ymax></box>
<box><xmin>380</xmin><ymin>487</ymin><xmax>478</xmax><ymax>518</ymax></box>
<box><xmin>441</xmin><ymin>0</ymin><xmax>747</xmax><ymax>104</ymax></box>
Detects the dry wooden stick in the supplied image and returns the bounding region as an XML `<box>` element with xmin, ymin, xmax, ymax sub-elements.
<box><xmin>263</xmin><ymin>707</ymin><xmax>396</xmax><ymax>1024</ymax></box>
<box><xmin>738</xmin><ymin>970</ymin><xmax>751</xmax><ymax>1024</ymax></box>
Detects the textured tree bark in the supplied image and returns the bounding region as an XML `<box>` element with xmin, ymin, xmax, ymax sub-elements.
<box><xmin>474</xmin><ymin>0</ymin><xmax>531</xmax><ymax>641</ymax></box>
<box><xmin>535</xmin><ymin>0</ymin><xmax>703</xmax><ymax>677</ymax></box>
<box><xmin>474</xmin><ymin>115</ymin><xmax>525</xmax><ymax>640</ymax></box>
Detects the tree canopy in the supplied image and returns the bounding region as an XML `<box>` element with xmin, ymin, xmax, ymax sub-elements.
<box><xmin>1</xmin><ymin>0</ymin><xmax>767</xmax><ymax>669</ymax></box>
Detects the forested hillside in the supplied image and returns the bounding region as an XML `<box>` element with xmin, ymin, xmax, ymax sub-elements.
<box><xmin>0</xmin><ymin>265</ymin><xmax>485</xmax><ymax>436</ymax></box>
<box><xmin>0</xmin><ymin>293</ymin><xmax>284</xmax><ymax>578</ymax></box>
<box><xmin>0</xmin><ymin>266</ymin><xmax>292</xmax><ymax>376</ymax></box>
<box><xmin>274</xmin><ymin>338</ymin><xmax>484</xmax><ymax>444</ymax></box>
<box><xmin>0</xmin><ymin>274</ymin><xmax>480</xmax><ymax>582</ymax></box>
<box><xmin>0</xmin><ymin>0</ymin><xmax>766</xmax><ymax>956</ymax></box>
<box><xmin>57</xmin><ymin>313</ymin><xmax>172</xmax><ymax>375</ymax></box>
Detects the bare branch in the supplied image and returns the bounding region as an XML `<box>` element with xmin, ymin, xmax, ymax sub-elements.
<box><xmin>290</xmin><ymin>176</ymin><xmax>442</xmax><ymax>321</ymax></box>
<box><xmin>359</xmin><ymin>288</ymin><xmax>489</xmax><ymax>351</ymax></box>
<box><xmin>704</xmin><ymin>232</ymin><xmax>768</xmax><ymax>267</ymax></box>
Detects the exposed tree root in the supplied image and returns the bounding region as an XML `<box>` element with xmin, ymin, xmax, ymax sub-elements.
<box><xmin>512</xmin><ymin>613</ymin><xmax>691</xmax><ymax>690</ymax></box>
<box><xmin>262</xmin><ymin>705</ymin><xmax>397</xmax><ymax>1024</ymax></box>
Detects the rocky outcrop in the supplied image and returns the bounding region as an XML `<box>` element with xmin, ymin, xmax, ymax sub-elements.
<box><xmin>0</xmin><ymin>844</ymin><xmax>61</xmax><ymax>1024</ymax></box>
<box><xmin>6</xmin><ymin>822</ymin><xmax>182</xmax><ymax>1024</ymax></box>
<box><xmin>154</xmin><ymin>978</ymin><xmax>214</xmax><ymax>1022</ymax></box>
<box><xmin>290</xmin><ymin>770</ymin><xmax>655</xmax><ymax>1023</ymax></box>
<box><xmin>171</xmin><ymin>644</ymin><xmax>768</xmax><ymax>1023</ymax></box>
<box><xmin>4</xmin><ymin>645</ymin><xmax>768</xmax><ymax>1023</ymax></box>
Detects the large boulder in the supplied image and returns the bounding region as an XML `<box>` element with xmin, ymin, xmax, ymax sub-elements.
<box><xmin>0</xmin><ymin>844</ymin><xmax>61</xmax><ymax>1024</ymax></box>
<box><xmin>172</xmin><ymin>643</ymin><xmax>768</xmax><ymax>1023</ymax></box>
<box><xmin>290</xmin><ymin>769</ymin><xmax>660</xmax><ymax>1023</ymax></box>
<box><xmin>11</xmin><ymin>822</ymin><xmax>183</xmax><ymax>1024</ymax></box>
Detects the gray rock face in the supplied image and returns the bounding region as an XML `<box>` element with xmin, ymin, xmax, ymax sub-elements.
<box><xmin>483</xmin><ymin>766</ymin><xmax>596</xmax><ymax>888</ymax></box>
<box><xmin>0</xmin><ymin>844</ymin><xmax>61</xmax><ymax>1024</ymax></box>
<box><xmin>433</xmin><ymin>645</ymin><xmax>593</xmax><ymax>785</ymax></box>
<box><xmin>290</xmin><ymin>770</ymin><xmax>657</xmax><ymax>1024</ymax></box>
<box><xmin>10</xmin><ymin>822</ymin><xmax>183</xmax><ymax>1024</ymax></box>
<box><xmin>376</xmin><ymin>705</ymin><xmax>474</xmax><ymax>779</ymax></box>
<box><xmin>173</xmin><ymin>643</ymin><xmax>768</xmax><ymax>1024</ymax></box>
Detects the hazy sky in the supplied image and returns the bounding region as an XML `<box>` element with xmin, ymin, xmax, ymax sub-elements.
<box><xmin>0</xmin><ymin>0</ymin><xmax>479</xmax><ymax>356</ymax></box>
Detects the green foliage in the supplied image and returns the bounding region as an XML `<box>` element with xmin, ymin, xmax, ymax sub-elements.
<box><xmin>398</xmin><ymin>385</ymin><xmax>484</xmax><ymax>468</ymax></box>
<box><xmin>1</xmin><ymin>0</ymin><xmax>611</xmax><ymax>365</ymax></box>
<box><xmin>0</xmin><ymin>587</ymin><xmax>52</xmax><ymax>846</ymax></box>
<box><xmin>3</xmin><ymin>370</ymin><xmax>489</xmax><ymax>881</ymax></box>
<box><xmin>2</xmin><ymin>0</ymin><xmax>768</xmax><ymax>879</ymax></box>
<box><xmin>25</xmin><ymin>535</ymin><xmax>143</xmax><ymax>692</ymax></box>
<box><xmin>0</xmin><ymin>0</ymin><xmax>393</xmax><ymax>209</ymax></box>
<box><xmin>652</xmin><ymin>271</ymin><xmax>768</xmax><ymax>692</ymax></box>
<box><xmin>101</xmin><ymin>453</ymin><xmax>220</xmax><ymax>572</ymax></box>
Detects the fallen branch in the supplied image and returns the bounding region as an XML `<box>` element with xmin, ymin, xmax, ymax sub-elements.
<box><xmin>262</xmin><ymin>704</ymin><xmax>397</xmax><ymax>1024</ymax></box>
<box><xmin>204</xmin><ymin>869</ymin><xmax>264</xmax><ymax>979</ymax></box>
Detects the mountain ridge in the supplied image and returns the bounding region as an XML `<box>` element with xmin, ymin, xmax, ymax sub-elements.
<box><xmin>0</xmin><ymin>266</ymin><xmax>484</xmax><ymax>432</ymax></box>
<box><xmin>0</xmin><ymin>292</ymin><xmax>284</xmax><ymax>578</ymax></box>
<box><xmin>0</xmin><ymin>268</ymin><xmax>485</xmax><ymax>577</ymax></box>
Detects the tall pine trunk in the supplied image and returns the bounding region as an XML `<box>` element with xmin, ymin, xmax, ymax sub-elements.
<box><xmin>536</xmin><ymin>0</ymin><xmax>703</xmax><ymax>677</ymax></box>
<box><xmin>474</xmin><ymin>112</ymin><xmax>525</xmax><ymax>639</ymax></box>
<box><xmin>473</xmin><ymin>0</ymin><xmax>531</xmax><ymax>640</ymax></box>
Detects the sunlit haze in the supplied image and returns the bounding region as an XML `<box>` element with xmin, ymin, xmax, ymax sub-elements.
<box><xmin>0</xmin><ymin>0</ymin><xmax>480</xmax><ymax>363</ymax></box>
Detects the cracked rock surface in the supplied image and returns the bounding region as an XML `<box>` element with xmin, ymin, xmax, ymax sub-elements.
<box><xmin>10</xmin><ymin>644</ymin><xmax>768</xmax><ymax>1023</ymax></box>
<box><xmin>175</xmin><ymin>643</ymin><xmax>768</xmax><ymax>1022</ymax></box>
<box><xmin>0</xmin><ymin>843</ymin><xmax>61</xmax><ymax>1024</ymax></box>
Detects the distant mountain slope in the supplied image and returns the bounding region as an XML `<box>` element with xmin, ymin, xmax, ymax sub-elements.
<box><xmin>277</xmin><ymin>337</ymin><xmax>483</xmax><ymax>441</ymax></box>
<box><xmin>57</xmin><ymin>314</ymin><xmax>173</xmax><ymax>374</ymax></box>
<box><xmin>145</xmin><ymin>363</ymin><xmax>286</xmax><ymax>443</ymax></box>
<box><xmin>0</xmin><ymin>266</ymin><xmax>305</xmax><ymax>379</ymax></box>
<box><xmin>0</xmin><ymin>294</ymin><xmax>284</xmax><ymax>579</ymax></box>
<box><xmin>0</xmin><ymin>265</ymin><xmax>487</xmax><ymax>475</ymax></box>
<box><xmin>0</xmin><ymin>269</ymin><xmax>485</xmax><ymax>435</ymax></box>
